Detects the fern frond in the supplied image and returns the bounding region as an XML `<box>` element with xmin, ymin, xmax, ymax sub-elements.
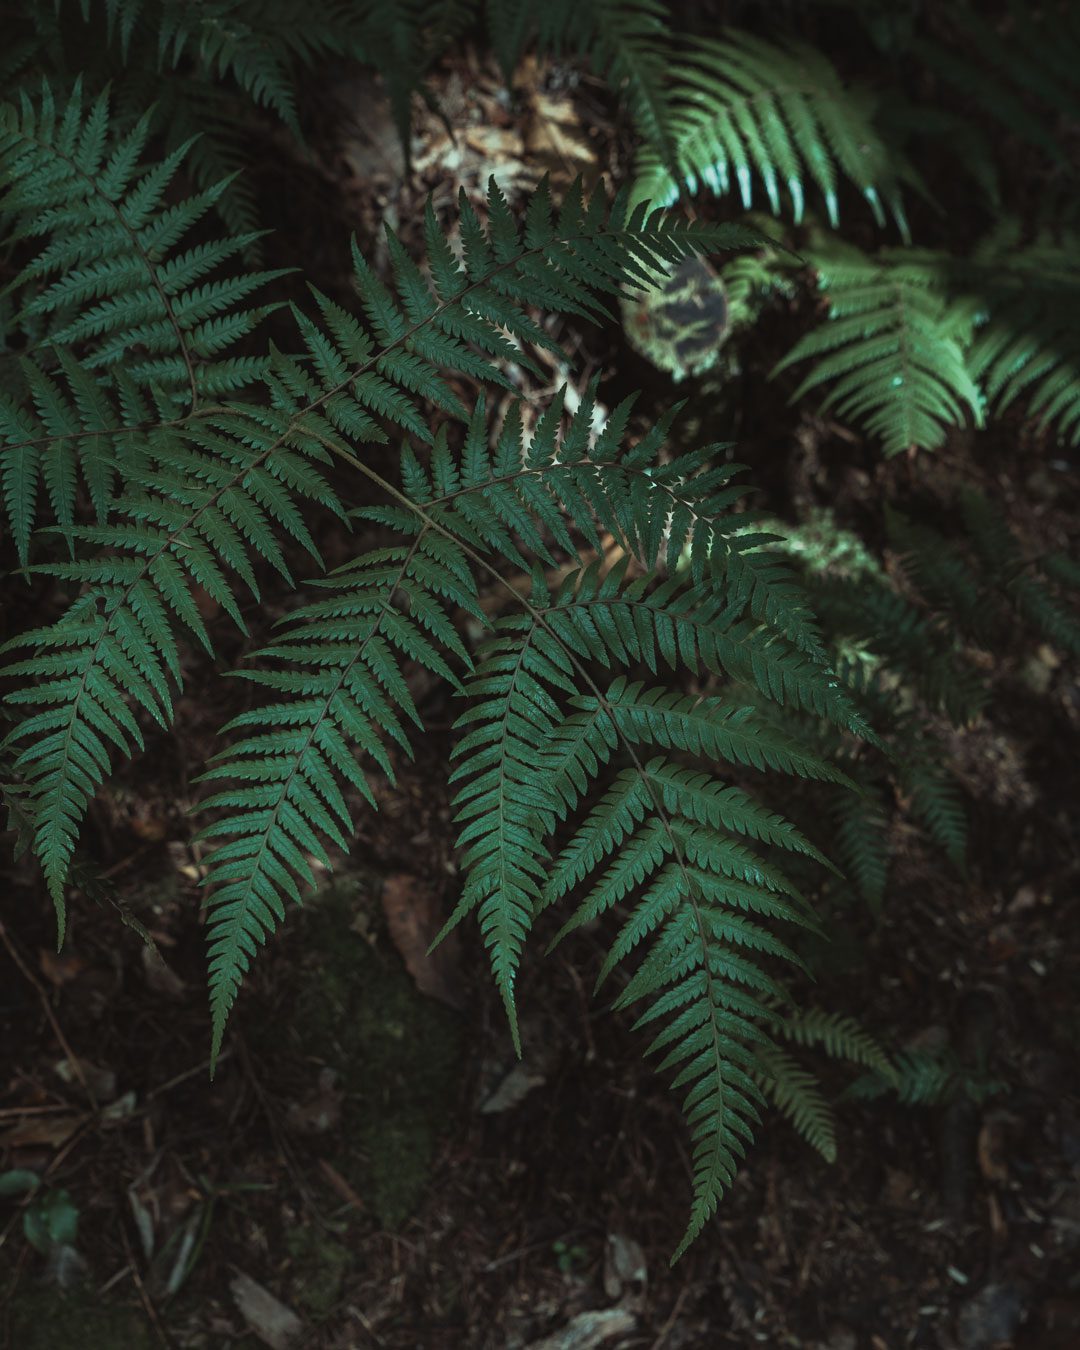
<box><xmin>634</xmin><ymin>30</ymin><xmax>912</xmax><ymax>233</ymax></box>
<box><xmin>2</xmin><ymin>403</ymin><xmax>343</xmax><ymax>934</ymax></box>
<box><xmin>828</xmin><ymin>773</ymin><xmax>889</xmax><ymax>912</ymax></box>
<box><xmin>900</xmin><ymin>754</ymin><xmax>966</xmax><ymax>872</ymax></box>
<box><xmin>959</xmin><ymin>225</ymin><xmax>1080</xmax><ymax>447</ymax></box>
<box><xmin>196</xmin><ymin>523</ymin><xmax>478</xmax><ymax>1062</ymax></box>
<box><xmin>960</xmin><ymin>488</ymin><xmax>1080</xmax><ymax>657</ymax></box>
<box><xmin>753</xmin><ymin>1042</ymin><xmax>836</xmax><ymax>1162</ymax></box>
<box><xmin>776</xmin><ymin>1006</ymin><xmax>891</xmax><ymax>1074</ymax></box>
<box><xmin>918</xmin><ymin>7</ymin><xmax>1080</xmax><ymax>178</ymax></box>
<box><xmin>884</xmin><ymin>508</ymin><xmax>985</xmax><ymax>637</ymax></box>
<box><xmin>774</xmin><ymin>241</ymin><xmax>983</xmax><ymax>457</ymax></box>
<box><xmin>811</xmin><ymin>576</ymin><xmax>988</xmax><ymax>726</ymax></box>
<box><xmin>3</xmin><ymin>178</ymin><xmax>753</xmax><ymax>1032</ymax></box>
<box><xmin>0</xmin><ymin>353</ymin><xmax>152</xmax><ymax>566</ymax></box>
<box><xmin>0</xmin><ymin>81</ymin><xmax>283</xmax><ymax>400</ymax></box>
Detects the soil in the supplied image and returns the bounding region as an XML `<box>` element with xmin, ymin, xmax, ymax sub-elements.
<box><xmin>2</xmin><ymin>20</ymin><xmax>1079</xmax><ymax>1350</ymax></box>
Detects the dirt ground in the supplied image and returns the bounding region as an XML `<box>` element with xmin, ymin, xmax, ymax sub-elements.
<box><xmin>2</xmin><ymin>32</ymin><xmax>1079</xmax><ymax>1350</ymax></box>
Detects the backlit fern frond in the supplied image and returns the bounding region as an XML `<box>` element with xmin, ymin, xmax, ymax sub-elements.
<box><xmin>773</xmin><ymin>241</ymin><xmax>984</xmax><ymax>457</ymax></box>
<box><xmin>633</xmin><ymin>29</ymin><xmax>913</xmax><ymax>233</ymax></box>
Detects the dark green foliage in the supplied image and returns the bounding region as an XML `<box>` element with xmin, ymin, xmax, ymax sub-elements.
<box><xmin>2</xmin><ymin>0</ymin><xmax>1077</xmax><ymax>1266</ymax></box>
<box><xmin>0</xmin><ymin>82</ymin><xmax>283</xmax><ymax>561</ymax></box>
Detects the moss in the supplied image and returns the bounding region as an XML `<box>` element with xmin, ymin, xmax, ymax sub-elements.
<box><xmin>4</xmin><ymin>1283</ymin><xmax>155</xmax><ymax>1350</ymax></box>
<box><xmin>277</xmin><ymin>875</ymin><xmax>464</xmax><ymax>1230</ymax></box>
<box><xmin>285</xmin><ymin>1226</ymin><xmax>350</xmax><ymax>1317</ymax></box>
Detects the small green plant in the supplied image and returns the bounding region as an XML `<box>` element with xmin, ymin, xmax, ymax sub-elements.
<box><xmin>552</xmin><ymin>1237</ymin><xmax>589</xmax><ymax>1274</ymax></box>
<box><xmin>0</xmin><ymin>1170</ymin><xmax>82</xmax><ymax>1279</ymax></box>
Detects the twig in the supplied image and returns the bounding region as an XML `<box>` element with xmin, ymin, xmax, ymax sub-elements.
<box><xmin>0</xmin><ymin>920</ymin><xmax>97</xmax><ymax>1110</ymax></box>
<box><xmin>146</xmin><ymin>1052</ymin><xmax>231</xmax><ymax>1100</ymax></box>
<box><xmin>121</xmin><ymin>1225</ymin><xmax>176</xmax><ymax>1350</ymax></box>
<box><xmin>649</xmin><ymin>1286</ymin><xmax>690</xmax><ymax>1350</ymax></box>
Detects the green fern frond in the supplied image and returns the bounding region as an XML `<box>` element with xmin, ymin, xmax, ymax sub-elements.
<box><xmin>197</xmin><ymin>523</ymin><xmax>479</xmax><ymax>1062</ymax></box>
<box><xmin>0</xmin><ymin>81</ymin><xmax>284</xmax><ymax>398</ymax></box>
<box><xmin>776</xmin><ymin>1006</ymin><xmax>891</xmax><ymax>1074</ymax></box>
<box><xmin>811</xmin><ymin>576</ymin><xmax>988</xmax><ymax>726</ymax></box>
<box><xmin>829</xmin><ymin>773</ymin><xmax>889</xmax><ymax>912</ymax></box>
<box><xmin>3</xmin><ymin>175</ymin><xmax>757</xmax><ymax>1026</ymax></box>
<box><xmin>960</xmin><ymin>225</ymin><xmax>1080</xmax><ymax>447</ymax></box>
<box><xmin>2</xmin><ymin>402</ymin><xmax>343</xmax><ymax>935</ymax></box>
<box><xmin>900</xmin><ymin>754</ymin><xmax>966</xmax><ymax>872</ymax></box>
<box><xmin>753</xmin><ymin>1042</ymin><xmax>836</xmax><ymax>1162</ymax></box>
<box><xmin>774</xmin><ymin>241</ymin><xmax>984</xmax><ymax>457</ymax></box>
<box><xmin>634</xmin><ymin>29</ymin><xmax>913</xmax><ymax>233</ymax></box>
<box><xmin>960</xmin><ymin>488</ymin><xmax>1080</xmax><ymax>657</ymax></box>
<box><xmin>884</xmin><ymin>508</ymin><xmax>985</xmax><ymax>637</ymax></box>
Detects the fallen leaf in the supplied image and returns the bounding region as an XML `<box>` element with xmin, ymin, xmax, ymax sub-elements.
<box><xmin>54</xmin><ymin>1057</ymin><xmax>117</xmax><ymax>1103</ymax></box>
<box><xmin>479</xmin><ymin>1062</ymin><xmax>547</xmax><ymax>1115</ymax></box>
<box><xmin>37</xmin><ymin>950</ymin><xmax>86</xmax><ymax>986</ymax></box>
<box><xmin>230</xmin><ymin>1272</ymin><xmax>304</xmax><ymax>1350</ymax></box>
<box><xmin>380</xmin><ymin>873</ymin><xmax>463</xmax><ymax>1009</ymax></box>
<box><xmin>0</xmin><ymin>1114</ymin><xmax>83</xmax><ymax>1149</ymax></box>
<box><xmin>521</xmin><ymin>58</ymin><xmax>598</xmax><ymax>188</ymax></box>
<box><xmin>526</xmin><ymin>1308</ymin><xmax>636</xmax><ymax>1350</ymax></box>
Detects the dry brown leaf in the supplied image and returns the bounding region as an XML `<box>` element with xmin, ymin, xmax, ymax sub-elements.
<box><xmin>521</xmin><ymin>57</ymin><xmax>597</xmax><ymax>187</ymax></box>
<box><xmin>0</xmin><ymin>1113</ymin><xmax>84</xmax><ymax>1149</ymax></box>
<box><xmin>37</xmin><ymin>950</ymin><xmax>86</xmax><ymax>987</ymax></box>
<box><xmin>380</xmin><ymin>872</ymin><xmax>463</xmax><ymax>1009</ymax></box>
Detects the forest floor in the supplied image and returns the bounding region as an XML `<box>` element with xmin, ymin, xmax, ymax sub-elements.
<box><xmin>2</xmin><ymin>42</ymin><xmax>1080</xmax><ymax>1350</ymax></box>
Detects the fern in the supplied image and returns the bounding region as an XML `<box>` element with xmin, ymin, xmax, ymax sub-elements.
<box><xmin>750</xmin><ymin>1005</ymin><xmax>892</xmax><ymax>1165</ymax></box>
<box><xmin>917</xmin><ymin>5</ymin><xmax>1080</xmax><ymax>189</ymax></box>
<box><xmin>633</xmin><ymin>29</ymin><xmax>913</xmax><ymax>234</ymax></box>
<box><xmin>2</xmin><ymin>171</ymin><xmax>760</xmax><ymax>1023</ymax></box>
<box><xmin>773</xmin><ymin>240</ymin><xmax>984</xmax><ymax>457</ymax></box>
<box><xmin>954</xmin><ymin>224</ymin><xmax>1080</xmax><ymax>447</ymax></box>
<box><xmin>184</xmin><ymin>367</ymin><xmax>873</xmax><ymax>1255</ymax></box>
<box><xmin>0</xmin><ymin>82</ymin><xmax>283</xmax><ymax>562</ymax></box>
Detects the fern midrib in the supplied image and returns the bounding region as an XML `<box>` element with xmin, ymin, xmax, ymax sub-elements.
<box><xmin>10</xmin><ymin>117</ymin><xmax>200</xmax><ymax>405</ymax></box>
